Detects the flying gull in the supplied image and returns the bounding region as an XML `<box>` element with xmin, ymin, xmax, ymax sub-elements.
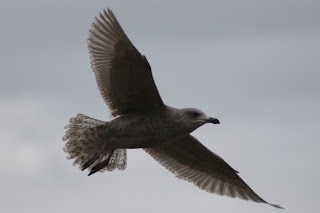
<box><xmin>63</xmin><ymin>8</ymin><xmax>282</xmax><ymax>209</ymax></box>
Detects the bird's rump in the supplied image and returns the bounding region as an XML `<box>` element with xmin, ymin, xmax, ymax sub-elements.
<box><xmin>88</xmin><ymin>9</ymin><xmax>164</xmax><ymax>116</ymax></box>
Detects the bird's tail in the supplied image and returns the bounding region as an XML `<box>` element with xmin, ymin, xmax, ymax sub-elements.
<box><xmin>62</xmin><ymin>114</ymin><xmax>127</xmax><ymax>173</ymax></box>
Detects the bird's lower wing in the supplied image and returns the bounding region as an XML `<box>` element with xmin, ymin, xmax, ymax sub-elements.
<box><xmin>144</xmin><ymin>135</ymin><xmax>282</xmax><ymax>209</ymax></box>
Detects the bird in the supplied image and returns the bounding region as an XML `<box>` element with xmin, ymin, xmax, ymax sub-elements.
<box><xmin>62</xmin><ymin>8</ymin><xmax>282</xmax><ymax>209</ymax></box>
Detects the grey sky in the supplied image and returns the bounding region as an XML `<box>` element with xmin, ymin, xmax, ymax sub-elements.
<box><xmin>1</xmin><ymin>0</ymin><xmax>319</xmax><ymax>212</ymax></box>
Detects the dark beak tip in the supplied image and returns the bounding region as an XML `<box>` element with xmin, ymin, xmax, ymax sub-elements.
<box><xmin>213</xmin><ymin>119</ymin><xmax>220</xmax><ymax>124</ymax></box>
<box><xmin>207</xmin><ymin>117</ymin><xmax>220</xmax><ymax>124</ymax></box>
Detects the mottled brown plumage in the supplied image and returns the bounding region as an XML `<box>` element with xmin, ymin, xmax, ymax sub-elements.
<box><xmin>63</xmin><ymin>8</ymin><xmax>282</xmax><ymax>209</ymax></box>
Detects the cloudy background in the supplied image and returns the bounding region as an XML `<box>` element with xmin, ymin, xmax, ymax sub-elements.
<box><xmin>1</xmin><ymin>0</ymin><xmax>319</xmax><ymax>212</ymax></box>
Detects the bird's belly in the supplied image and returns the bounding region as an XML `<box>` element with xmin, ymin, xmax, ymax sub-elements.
<box><xmin>108</xmin><ymin>135</ymin><xmax>161</xmax><ymax>149</ymax></box>
<box><xmin>105</xmin><ymin>113</ymin><xmax>187</xmax><ymax>149</ymax></box>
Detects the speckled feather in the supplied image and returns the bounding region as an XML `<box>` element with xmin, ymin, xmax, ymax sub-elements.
<box><xmin>63</xmin><ymin>114</ymin><xmax>126</xmax><ymax>171</ymax></box>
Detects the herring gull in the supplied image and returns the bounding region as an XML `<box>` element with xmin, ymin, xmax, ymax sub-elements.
<box><xmin>63</xmin><ymin>8</ymin><xmax>282</xmax><ymax>209</ymax></box>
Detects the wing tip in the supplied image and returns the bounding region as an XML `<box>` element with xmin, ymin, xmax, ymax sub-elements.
<box><xmin>269</xmin><ymin>203</ymin><xmax>284</xmax><ymax>209</ymax></box>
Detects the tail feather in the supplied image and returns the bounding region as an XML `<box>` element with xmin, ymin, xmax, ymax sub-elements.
<box><xmin>62</xmin><ymin>114</ymin><xmax>127</xmax><ymax>172</ymax></box>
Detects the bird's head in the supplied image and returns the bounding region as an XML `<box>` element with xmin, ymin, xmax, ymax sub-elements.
<box><xmin>179</xmin><ymin>108</ymin><xmax>220</xmax><ymax>132</ymax></box>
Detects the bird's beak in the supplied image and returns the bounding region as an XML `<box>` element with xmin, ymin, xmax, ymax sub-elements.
<box><xmin>205</xmin><ymin>117</ymin><xmax>220</xmax><ymax>124</ymax></box>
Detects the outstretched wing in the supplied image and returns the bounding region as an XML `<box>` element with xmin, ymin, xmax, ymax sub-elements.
<box><xmin>144</xmin><ymin>135</ymin><xmax>282</xmax><ymax>209</ymax></box>
<box><xmin>88</xmin><ymin>9</ymin><xmax>164</xmax><ymax>116</ymax></box>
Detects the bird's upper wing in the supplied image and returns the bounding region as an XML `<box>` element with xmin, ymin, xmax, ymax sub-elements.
<box><xmin>144</xmin><ymin>135</ymin><xmax>282</xmax><ymax>209</ymax></box>
<box><xmin>88</xmin><ymin>9</ymin><xmax>164</xmax><ymax>116</ymax></box>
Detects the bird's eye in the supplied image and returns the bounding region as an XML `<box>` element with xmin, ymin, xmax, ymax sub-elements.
<box><xmin>192</xmin><ymin>112</ymin><xmax>200</xmax><ymax>117</ymax></box>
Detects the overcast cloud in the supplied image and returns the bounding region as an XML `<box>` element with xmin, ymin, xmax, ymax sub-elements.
<box><xmin>1</xmin><ymin>1</ymin><xmax>319</xmax><ymax>213</ymax></box>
